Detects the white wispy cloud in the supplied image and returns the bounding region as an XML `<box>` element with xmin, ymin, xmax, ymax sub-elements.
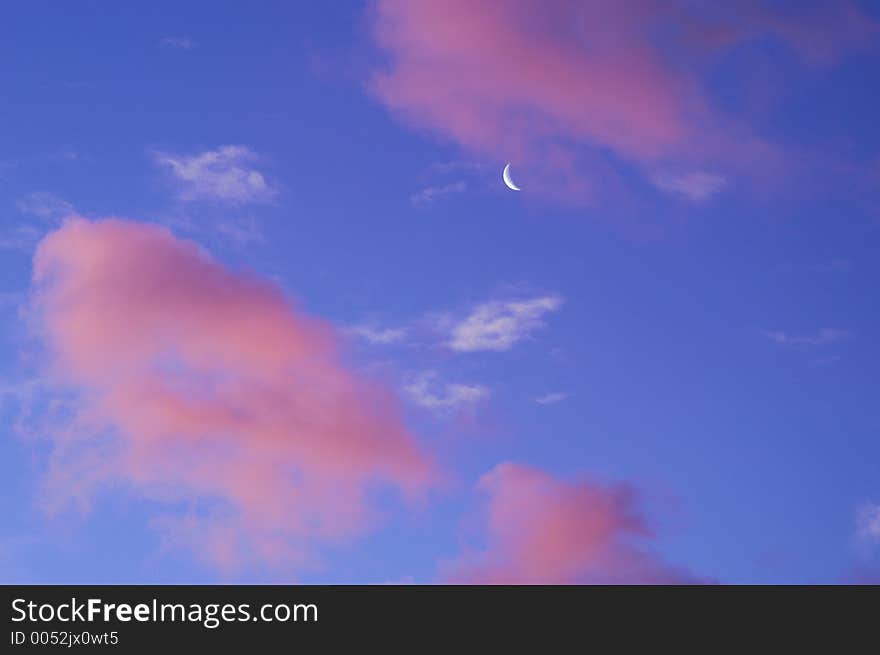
<box><xmin>16</xmin><ymin>191</ymin><xmax>75</xmax><ymax>221</ymax></box>
<box><xmin>427</xmin><ymin>161</ymin><xmax>487</xmax><ymax>176</ymax></box>
<box><xmin>447</xmin><ymin>295</ymin><xmax>563</xmax><ymax>352</ymax></box>
<box><xmin>411</xmin><ymin>180</ymin><xmax>467</xmax><ymax>206</ymax></box>
<box><xmin>215</xmin><ymin>216</ymin><xmax>266</xmax><ymax>248</ymax></box>
<box><xmin>159</xmin><ymin>36</ymin><xmax>196</xmax><ymax>50</ymax></box>
<box><xmin>534</xmin><ymin>392</ymin><xmax>571</xmax><ymax>405</ymax></box>
<box><xmin>653</xmin><ymin>171</ymin><xmax>727</xmax><ymax>202</ymax></box>
<box><xmin>348</xmin><ymin>291</ymin><xmax>562</xmax><ymax>353</ymax></box>
<box><xmin>347</xmin><ymin>325</ymin><xmax>409</xmax><ymax>345</ymax></box>
<box><xmin>856</xmin><ymin>503</ymin><xmax>880</xmax><ymax>544</ymax></box>
<box><xmin>2</xmin><ymin>192</ymin><xmax>75</xmax><ymax>252</ymax></box>
<box><xmin>760</xmin><ymin>328</ymin><xmax>851</xmax><ymax>346</ymax></box>
<box><xmin>410</xmin><ymin>160</ymin><xmax>490</xmax><ymax>206</ymax></box>
<box><xmin>0</xmin><ymin>225</ymin><xmax>42</xmax><ymax>252</ymax></box>
<box><xmin>152</xmin><ymin>145</ymin><xmax>276</xmax><ymax>205</ymax></box>
<box><xmin>403</xmin><ymin>371</ymin><xmax>489</xmax><ymax>415</ymax></box>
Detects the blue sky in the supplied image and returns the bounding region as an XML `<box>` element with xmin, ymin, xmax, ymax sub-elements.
<box><xmin>1</xmin><ymin>1</ymin><xmax>879</xmax><ymax>584</ymax></box>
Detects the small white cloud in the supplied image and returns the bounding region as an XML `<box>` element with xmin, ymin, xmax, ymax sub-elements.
<box><xmin>411</xmin><ymin>180</ymin><xmax>467</xmax><ymax>206</ymax></box>
<box><xmin>152</xmin><ymin>145</ymin><xmax>275</xmax><ymax>205</ymax></box>
<box><xmin>16</xmin><ymin>192</ymin><xmax>75</xmax><ymax>221</ymax></box>
<box><xmin>160</xmin><ymin>36</ymin><xmax>196</xmax><ymax>50</ymax></box>
<box><xmin>534</xmin><ymin>392</ymin><xmax>571</xmax><ymax>405</ymax></box>
<box><xmin>856</xmin><ymin>503</ymin><xmax>880</xmax><ymax>544</ymax></box>
<box><xmin>215</xmin><ymin>216</ymin><xmax>265</xmax><ymax>247</ymax></box>
<box><xmin>654</xmin><ymin>171</ymin><xmax>727</xmax><ymax>202</ymax></box>
<box><xmin>403</xmin><ymin>371</ymin><xmax>489</xmax><ymax>415</ymax></box>
<box><xmin>448</xmin><ymin>295</ymin><xmax>563</xmax><ymax>352</ymax></box>
<box><xmin>760</xmin><ymin>328</ymin><xmax>851</xmax><ymax>346</ymax></box>
<box><xmin>348</xmin><ymin>325</ymin><xmax>409</xmax><ymax>345</ymax></box>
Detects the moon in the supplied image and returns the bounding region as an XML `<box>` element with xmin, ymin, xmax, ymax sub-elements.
<box><xmin>502</xmin><ymin>163</ymin><xmax>521</xmax><ymax>191</ymax></box>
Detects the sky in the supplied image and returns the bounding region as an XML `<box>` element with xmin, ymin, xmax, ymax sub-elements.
<box><xmin>1</xmin><ymin>0</ymin><xmax>879</xmax><ymax>584</ymax></box>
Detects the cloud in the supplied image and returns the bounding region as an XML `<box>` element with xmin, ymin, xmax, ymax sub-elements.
<box><xmin>760</xmin><ymin>328</ymin><xmax>851</xmax><ymax>346</ymax></box>
<box><xmin>534</xmin><ymin>392</ymin><xmax>570</xmax><ymax>405</ymax></box>
<box><xmin>427</xmin><ymin>161</ymin><xmax>487</xmax><ymax>176</ymax></box>
<box><xmin>369</xmin><ymin>1</ymin><xmax>686</xmax><ymax>162</ymax></box>
<box><xmin>1</xmin><ymin>192</ymin><xmax>76</xmax><ymax>252</ymax></box>
<box><xmin>367</xmin><ymin>0</ymin><xmax>877</xmax><ymax>202</ymax></box>
<box><xmin>16</xmin><ymin>192</ymin><xmax>75</xmax><ymax>221</ymax></box>
<box><xmin>347</xmin><ymin>325</ymin><xmax>409</xmax><ymax>346</ymax></box>
<box><xmin>152</xmin><ymin>146</ymin><xmax>276</xmax><ymax>205</ymax></box>
<box><xmin>0</xmin><ymin>225</ymin><xmax>43</xmax><ymax>252</ymax></box>
<box><xmin>652</xmin><ymin>171</ymin><xmax>727</xmax><ymax>202</ymax></box>
<box><xmin>446</xmin><ymin>462</ymin><xmax>703</xmax><ymax>584</ymax></box>
<box><xmin>410</xmin><ymin>160</ymin><xmax>493</xmax><ymax>206</ymax></box>
<box><xmin>159</xmin><ymin>36</ymin><xmax>196</xmax><ymax>50</ymax></box>
<box><xmin>411</xmin><ymin>180</ymin><xmax>467</xmax><ymax>206</ymax></box>
<box><xmin>214</xmin><ymin>216</ymin><xmax>266</xmax><ymax>248</ymax></box>
<box><xmin>346</xmin><ymin>292</ymin><xmax>561</xmax><ymax>353</ymax></box>
<box><xmin>857</xmin><ymin>503</ymin><xmax>880</xmax><ymax>545</ymax></box>
<box><xmin>448</xmin><ymin>295</ymin><xmax>562</xmax><ymax>352</ymax></box>
<box><xmin>28</xmin><ymin>217</ymin><xmax>436</xmax><ymax>572</ymax></box>
<box><xmin>403</xmin><ymin>371</ymin><xmax>489</xmax><ymax>416</ymax></box>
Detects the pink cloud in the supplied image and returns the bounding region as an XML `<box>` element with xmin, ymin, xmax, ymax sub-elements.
<box><xmin>447</xmin><ymin>462</ymin><xmax>703</xmax><ymax>584</ymax></box>
<box><xmin>368</xmin><ymin>0</ymin><xmax>877</xmax><ymax>203</ymax></box>
<box><xmin>29</xmin><ymin>217</ymin><xmax>437</xmax><ymax>572</ymax></box>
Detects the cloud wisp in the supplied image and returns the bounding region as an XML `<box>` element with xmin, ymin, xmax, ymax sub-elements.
<box><xmin>1</xmin><ymin>192</ymin><xmax>76</xmax><ymax>252</ymax></box>
<box><xmin>403</xmin><ymin>371</ymin><xmax>489</xmax><ymax>417</ymax></box>
<box><xmin>652</xmin><ymin>171</ymin><xmax>727</xmax><ymax>203</ymax></box>
<box><xmin>760</xmin><ymin>328</ymin><xmax>851</xmax><ymax>346</ymax></box>
<box><xmin>214</xmin><ymin>216</ymin><xmax>267</xmax><ymax>248</ymax></box>
<box><xmin>448</xmin><ymin>295</ymin><xmax>562</xmax><ymax>352</ymax></box>
<box><xmin>533</xmin><ymin>392</ymin><xmax>571</xmax><ymax>405</ymax></box>
<box><xmin>446</xmin><ymin>462</ymin><xmax>702</xmax><ymax>584</ymax></box>
<box><xmin>410</xmin><ymin>181</ymin><xmax>467</xmax><ymax>207</ymax></box>
<box><xmin>16</xmin><ymin>192</ymin><xmax>76</xmax><ymax>221</ymax></box>
<box><xmin>159</xmin><ymin>36</ymin><xmax>196</xmax><ymax>50</ymax></box>
<box><xmin>347</xmin><ymin>292</ymin><xmax>562</xmax><ymax>353</ymax></box>
<box><xmin>152</xmin><ymin>146</ymin><xmax>276</xmax><ymax>205</ymax></box>
<box><xmin>28</xmin><ymin>217</ymin><xmax>437</xmax><ymax>572</ymax></box>
<box><xmin>347</xmin><ymin>325</ymin><xmax>409</xmax><ymax>346</ymax></box>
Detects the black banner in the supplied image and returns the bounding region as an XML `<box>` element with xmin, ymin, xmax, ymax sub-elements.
<box><xmin>2</xmin><ymin>585</ymin><xmax>876</xmax><ymax>650</ymax></box>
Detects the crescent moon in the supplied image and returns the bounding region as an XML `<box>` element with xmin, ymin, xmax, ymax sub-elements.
<box><xmin>502</xmin><ymin>163</ymin><xmax>521</xmax><ymax>191</ymax></box>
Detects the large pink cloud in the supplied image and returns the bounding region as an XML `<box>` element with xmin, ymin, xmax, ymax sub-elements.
<box><xmin>29</xmin><ymin>217</ymin><xmax>437</xmax><ymax>572</ymax></box>
<box><xmin>447</xmin><ymin>462</ymin><xmax>702</xmax><ymax>584</ymax></box>
<box><xmin>368</xmin><ymin>0</ymin><xmax>877</xmax><ymax>202</ymax></box>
